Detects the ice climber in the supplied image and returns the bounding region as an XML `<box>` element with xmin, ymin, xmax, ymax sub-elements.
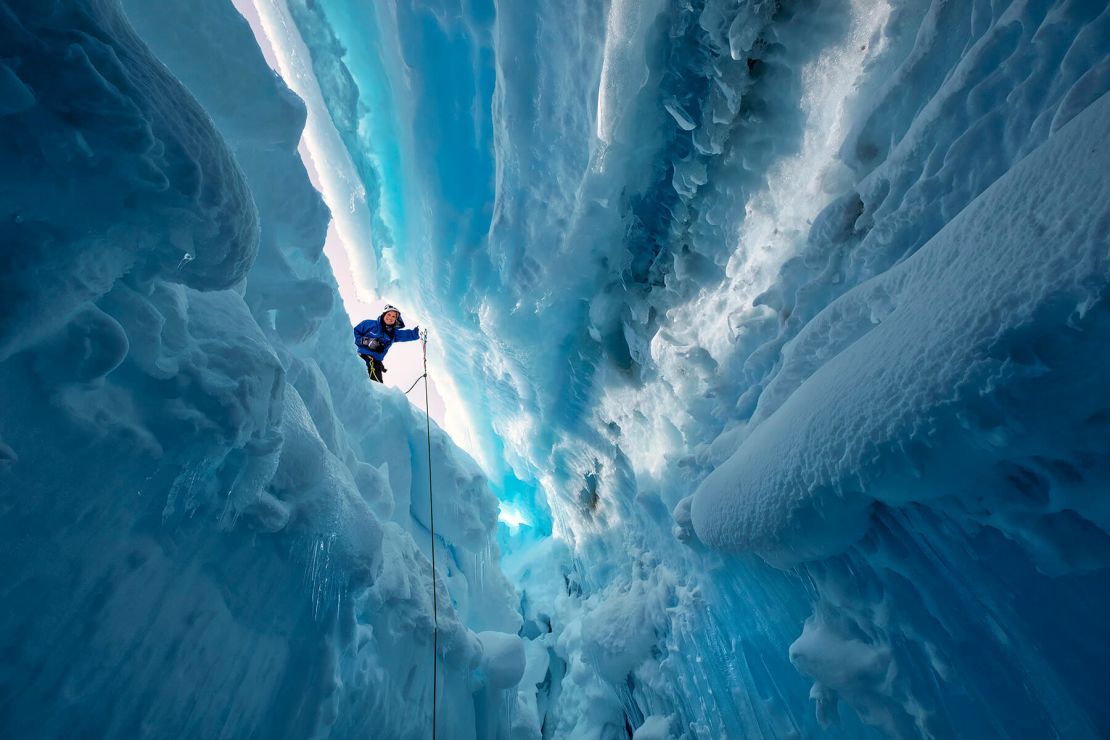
<box><xmin>354</xmin><ymin>304</ymin><xmax>421</xmax><ymax>383</ymax></box>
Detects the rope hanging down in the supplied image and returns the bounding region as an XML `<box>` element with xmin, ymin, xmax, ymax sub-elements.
<box><xmin>419</xmin><ymin>329</ymin><xmax>440</xmax><ymax>740</ymax></box>
<box><xmin>396</xmin><ymin>331</ymin><xmax>439</xmax><ymax>735</ymax></box>
<box><xmin>403</xmin><ymin>372</ymin><xmax>427</xmax><ymax>395</ymax></box>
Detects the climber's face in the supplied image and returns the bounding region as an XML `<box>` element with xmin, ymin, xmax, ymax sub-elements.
<box><xmin>383</xmin><ymin>310</ymin><xmax>399</xmax><ymax>326</ymax></box>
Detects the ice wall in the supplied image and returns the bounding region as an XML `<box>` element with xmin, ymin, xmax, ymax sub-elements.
<box><xmin>0</xmin><ymin>1</ymin><xmax>521</xmax><ymax>738</ymax></box>
<box><xmin>282</xmin><ymin>0</ymin><xmax>1110</xmax><ymax>737</ymax></box>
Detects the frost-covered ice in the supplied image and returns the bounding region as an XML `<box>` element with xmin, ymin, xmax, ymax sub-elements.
<box><xmin>278</xmin><ymin>0</ymin><xmax>1110</xmax><ymax>737</ymax></box>
<box><xmin>1</xmin><ymin>2</ymin><xmax>517</xmax><ymax>738</ymax></box>
<box><xmin>3</xmin><ymin>0</ymin><xmax>1110</xmax><ymax>738</ymax></box>
<box><xmin>693</xmin><ymin>91</ymin><xmax>1110</xmax><ymax>566</ymax></box>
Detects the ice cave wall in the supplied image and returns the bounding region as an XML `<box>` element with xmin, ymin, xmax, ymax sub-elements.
<box><xmin>282</xmin><ymin>0</ymin><xmax>1110</xmax><ymax>738</ymax></box>
<box><xmin>0</xmin><ymin>0</ymin><xmax>1108</xmax><ymax>738</ymax></box>
<box><xmin>0</xmin><ymin>2</ymin><xmax>521</xmax><ymax>738</ymax></box>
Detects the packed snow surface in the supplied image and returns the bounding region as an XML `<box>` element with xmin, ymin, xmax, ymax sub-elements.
<box><xmin>2</xmin><ymin>0</ymin><xmax>1110</xmax><ymax>739</ymax></box>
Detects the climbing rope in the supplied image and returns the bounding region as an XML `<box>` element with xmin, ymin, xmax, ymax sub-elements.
<box><xmin>403</xmin><ymin>372</ymin><xmax>427</xmax><ymax>395</ymax></box>
<box><xmin>392</xmin><ymin>331</ymin><xmax>439</xmax><ymax>735</ymax></box>
<box><xmin>419</xmin><ymin>329</ymin><xmax>440</xmax><ymax>740</ymax></box>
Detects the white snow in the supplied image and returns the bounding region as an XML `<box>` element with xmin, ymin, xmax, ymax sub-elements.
<box><xmin>691</xmin><ymin>91</ymin><xmax>1110</xmax><ymax>564</ymax></box>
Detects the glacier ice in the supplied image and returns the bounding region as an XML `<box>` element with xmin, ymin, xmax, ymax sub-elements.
<box><xmin>275</xmin><ymin>0</ymin><xmax>1110</xmax><ymax>736</ymax></box>
<box><xmin>693</xmin><ymin>93</ymin><xmax>1110</xmax><ymax>566</ymax></box>
<box><xmin>3</xmin><ymin>0</ymin><xmax>1110</xmax><ymax>738</ymax></box>
<box><xmin>1</xmin><ymin>1</ymin><xmax>517</xmax><ymax>738</ymax></box>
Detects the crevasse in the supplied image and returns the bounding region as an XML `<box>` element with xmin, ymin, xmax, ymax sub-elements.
<box><xmin>1</xmin><ymin>1</ymin><xmax>519</xmax><ymax>737</ymax></box>
<box><xmin>2</xmin><ymin>0</ymin><xmax>1109</xmax><ymax>739</ymax></box>
<box><xmin>271</xmin><ymin>0</ymin><xmax>1110</xmax><ymax>736</ymax></box>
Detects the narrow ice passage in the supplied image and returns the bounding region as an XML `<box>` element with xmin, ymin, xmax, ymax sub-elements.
<box><xmin>1</xmin><ymin>1</ymin><xmax>1109</xmax><ymax>739</ymax></box>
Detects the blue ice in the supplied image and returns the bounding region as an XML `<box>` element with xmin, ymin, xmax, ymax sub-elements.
<box><xmin>1</xmin><ymin>0</ymin><xmax>1109</xmax><ymax>738</ymax></box>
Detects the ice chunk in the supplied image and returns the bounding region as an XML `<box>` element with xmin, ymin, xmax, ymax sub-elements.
<box><xmin>664</xmin><ymin>99</ymin><xmax>697</xmax><ymax>131</ymax></box>
<box><xmin>727</xmin><ymin>1</ymin><xmax>776</xmax><ymax>60</ymax></box>
<box><xmin>789</xmin><ymin>616</ymin><xmax>892</xmax><ymax>723</ymax></box>
<box><xmin>672</xmin><ymin>156</ymin><xmax>708</xmax><ymax>198</ymax></box>
<box><xmin>634</xmin><ymin>714</ymin><xmax>674</xmax><ymax>739</ymax></box>
<box><xmin>596</xmin><ymin>0</ymin><xmax>670</xmax><ymax>144</ymax></box>
<box><xmin>671</xmin><ymin>495</ymin><xmax>697</xmax><ymax>544</ymax></box>
<box><xmin>477</xmin><ymin>630</ymin><xmax>526</xmax><ymax>688</ymax></box>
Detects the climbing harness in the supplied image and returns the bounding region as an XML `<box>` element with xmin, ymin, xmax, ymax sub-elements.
<box><xmin>418</xmin><ymin>329</ymin><xmax>440</xmax><ymax>739</ymax></box>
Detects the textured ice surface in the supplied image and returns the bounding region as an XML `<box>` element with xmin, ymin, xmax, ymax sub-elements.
<box><xmin>692</xmin><ymin>91</ymin><xmax>1110</xmax><ymax>566</ymax></box>
<box><xmin>0</xmin><ymin>1</ymin><xmax>518</xmax><ymax>738</ymax></box>
<box><xmin>283</xmin><ymin>0</ymin><xmax>1110</xmax><ymax>737</ymax></box>
<box><xmin>3</xmin><ymin>0</ymin><xmax>1110</xmax><ymax>738</ymax></box>
<box><xmin>477</xmin><ymin>630</ymin><xmax>527</xmax><ymax>689</ymax></box>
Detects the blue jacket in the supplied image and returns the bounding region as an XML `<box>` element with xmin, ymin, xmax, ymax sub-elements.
<box><xmin>354</xmin><ymin>311</ymin><xmax>420</xmax><ymax>361</ymax></box>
